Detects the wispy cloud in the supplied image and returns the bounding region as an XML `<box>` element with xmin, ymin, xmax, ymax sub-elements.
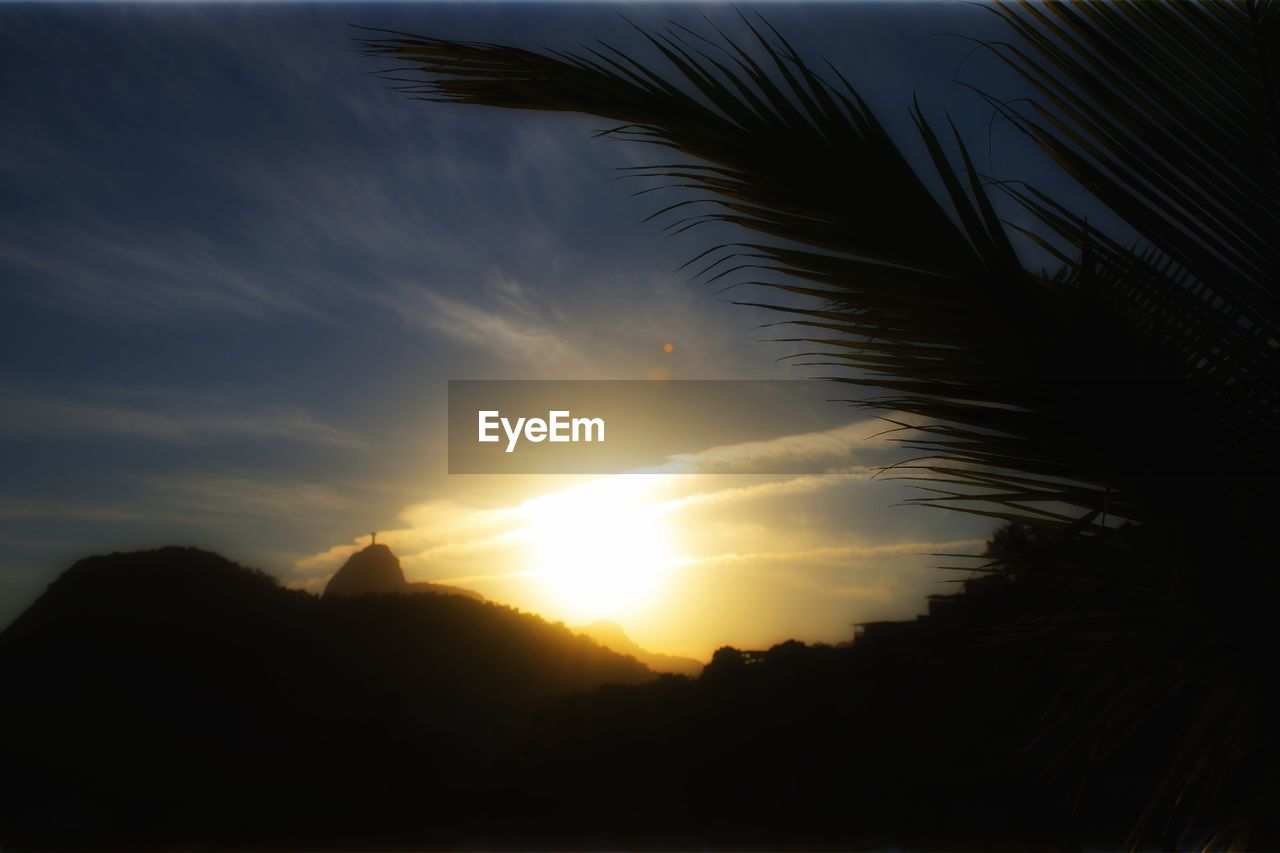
<box><xmin>660</xmin><ymin>470</ymin><xmax>872</xmax><ymax>513</ymax></box>
<box><xmin>0</xmin><ymin>385</ymin><xmax>363</xmax><ymax>447</ymax></box>
<box><xmin>294</xmin><ymin>419</ymin><xmax>896</xmax><ymax>570</ymax></box>
<box><xmin>655</xmin><ymin>419</ymin><xmax>892</xmax><ymax>475</ymax></box>
<box><xmin>0</xmin><ymin>496</ymin><xmax>153</xmax><ymax>523</ymax></box>
<box><xmin>146</xmin><ymin>476</ymin><xmax>358</xmax><ymax>519</ymax></box>
<box><xmin>675</xmin><ymin>538</ymin><xmax>987</xmax><ymax>570</ymax></box>
<box><xmin>293</xmin><ymin>423</ymin><xmax>909</xmax><ymax>592</ymax></box>
<box><xmin>382</xmin><ymin>277</ymin><xmax>583</xmax><ymax>370</ymax></box>
<box><xmin>292</xmin><ymin>497</ymin><xmax>525</xmax><ymax>575</ymax></box>
<box><xmin>0</xmin><ymin>224</ymin><xmax>326</xmax><ymax>321</ymax></box>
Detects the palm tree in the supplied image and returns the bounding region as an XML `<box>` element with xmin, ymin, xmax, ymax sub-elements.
<box><xmin>358</xmin><ymin>1</ymin><xmax>1280</xmax><ymax>844</ymax></box>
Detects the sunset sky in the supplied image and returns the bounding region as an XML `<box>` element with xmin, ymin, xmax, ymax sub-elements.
<box><xmin>0</xmin><ymin>2</ymin><xmax>1081</xmax><ymax>656</ymax></box>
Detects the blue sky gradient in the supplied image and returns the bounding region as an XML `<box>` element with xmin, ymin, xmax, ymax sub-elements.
<box><xmin>0</xmin><ymin>2</ymin><xmax>1081</xmax><ymax>651</ymax></box>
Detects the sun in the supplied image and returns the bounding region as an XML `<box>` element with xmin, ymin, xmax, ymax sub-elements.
<box><xmin>520</xmin><ymin>478</ymin><xmax>674</xmax><ymax>623</ymax></box>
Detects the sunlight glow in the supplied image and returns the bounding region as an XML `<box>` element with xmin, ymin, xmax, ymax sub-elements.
<box><xmin>521</xmin><ymin>478</ymin><xmax>675</xmax><ymax>623</ymax></box>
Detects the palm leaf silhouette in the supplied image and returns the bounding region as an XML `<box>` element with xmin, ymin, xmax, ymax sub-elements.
<box><xmin>360</xmin><ymin>8</ymin><xmax>1277</xmax><ymax>528</ymax></box>
<box><xmin>359</xmin><ymin>2</ymin><xmax>1280</xmax><ymax>843</ymax></box>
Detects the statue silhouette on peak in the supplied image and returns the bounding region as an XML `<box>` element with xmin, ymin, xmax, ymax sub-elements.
<box><xmin>322</xmin><ymin>537</ymin><xmax>484</xmax><ymax>602</ymax></box>
<box><xmin>323</xmin><ymin>539</ymin><xmax>405</xmax><ymax>598</ymax></box>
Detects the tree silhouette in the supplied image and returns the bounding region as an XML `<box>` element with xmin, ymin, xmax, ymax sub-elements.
<box><xmin>357</xmin><ymin>2</ymin><xmax>1280</xmax><ymax>843</ymax></box>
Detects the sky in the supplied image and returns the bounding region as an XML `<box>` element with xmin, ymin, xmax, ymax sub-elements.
<box><xmin>0</xmin><ymin>1</ymin><xmax>1080</xmax><ymax>657</ymax></box>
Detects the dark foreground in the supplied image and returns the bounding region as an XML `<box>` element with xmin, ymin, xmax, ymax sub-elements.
<box><xmin>0</xmin><ymin>544</ymin><xmax>1272</xmax><ymax>850</ymax></box>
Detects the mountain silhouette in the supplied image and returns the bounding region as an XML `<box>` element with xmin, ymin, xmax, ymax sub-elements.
<box><xmin>575</xmin><ymin>619</ymin><xmax>703</xmax><ymax>676</ymax></box>
<box><xmin>1</xmin><ymin>538</ymin><xmax>1266</xmax><ymax>848</ymax></box>
<box><xmin>323</xmin><ymin>542</ymin><xmax>483</xmax><ymax>600</ymax></box>
<box><xmin>0</xmin><ymin>545</ymin><xmax>653</xmax><ymax>849</ymax></box>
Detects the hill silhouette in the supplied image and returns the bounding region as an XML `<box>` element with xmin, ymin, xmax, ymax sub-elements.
<box><xmin>1</xmin><ymin>539</ymin><xmax>1273</xmax><ymax>848</ymax></box>
<box><xmin>574</xmin><ymin>620</ymin><xmax>703</xmax><ymax>676</ymax></box>
<box><xmin>323</xmin><ymin>542</ymin><xmax>483</xmax><ymax>600</ymax></box>
<box><xmin>0</xmin><ymin>546</ymin><xmax>651</xmax><ymax>849</ymax></box>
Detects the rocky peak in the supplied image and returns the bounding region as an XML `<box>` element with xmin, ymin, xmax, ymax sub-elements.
<box><xmin>323</xmin><ymin>544</ymin><xmax>407</xmax><ymax>598</ymax></box>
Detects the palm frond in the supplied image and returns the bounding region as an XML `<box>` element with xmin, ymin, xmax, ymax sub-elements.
<box><xmin>359</xmin><ymin>18</ymin><xmax>1180</xmax><ymax>533</ymax></box>
<box><xmin>357</xmin><ymin>3</ymin><xmax>1280</xmax><ymax>843</ymax></box>
<box><xmin>982</xmin><ymin>0</ymin><xmax>1280</xmax><ymax>463</ymax></box>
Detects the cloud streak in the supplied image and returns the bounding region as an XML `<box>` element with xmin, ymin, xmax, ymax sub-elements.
<box><xmin>0</xmin><ymin>385</ymin><xmax>363</xmax><ymax>447</ymax></box>
<box><xmin>675</xmin><ymin>538</ymin><xmax>987</xmax><ymax>570</ymax></box>
<box><xmin>654</xmin><ymin>419</ymin><xmax>892</xmax><ymax>475</ymax></box>
<box><xmin>147</xmin><ymin>476</ymin><xmax>358</xmax><ymax>518</ymax></box>
<box><xmin>382</xmin><ymin>279</ymin><xmax>583</xmax><ymax>371</ymax></box>
<box><xmin>0</xmin><ymin>496</ymin><xmax>153</xmax><ymax>523</ymax></box>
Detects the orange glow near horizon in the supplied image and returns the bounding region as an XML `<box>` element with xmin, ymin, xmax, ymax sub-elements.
<box><xmin>295</xmin><ymin>418</ymin><xmax>989</xmax><ymax>658</ymax></box>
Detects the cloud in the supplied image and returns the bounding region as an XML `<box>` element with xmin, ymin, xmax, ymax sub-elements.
<box><xmin>655</xmin><ymin>419</ymin><xmax>892</xmax><ymax>475</ymax></box>
<box><xmin>675</xmin><ymin>538</ymin><xmax>987</xmax><ymax>570</ymax></box>
<box><xmin>0</xmin><ymin>385</ymin><xmax>363</xmax><ymax>447</ymax></box>
<box><xmin>146</xmin><ymin>476</ymin><xmax>357</xmax><ymax>518</ymax></box>
<box><xmin>289</xmin><ymin>416</ymin><xmax>973</xmax><ymax>615</ymax></box>
<box><xmin>381</xmin><ymin>276</ymin><xmax>584</xmax><ymax>371</ymax></box>
<box><xmin>670</xmin><ymin>537</ymin><xmax>986</xmax><ymax>603</ymax></box>
<box><xmin>0</xmin><ymin>496</ymin><xmax>152</xmax><ymax>523</ymax></box>
<box><xmin>293</xmin><ymin>421</ymin><xmax>896</xmax><ymax>580</ymax></box>
<box><xmin>0</xmin><ymin>224</ymin><xmax>325</xmax><ymax>322</ymax></box>
<box><xmin>659</xmin><ymin>470</ymin><xmax>872</xmax><ymax>513</ymax></box>
<box><xmin>292</xmin><ymin>498</ymin><xmax>526</xmax><ymax>575</ymax></box>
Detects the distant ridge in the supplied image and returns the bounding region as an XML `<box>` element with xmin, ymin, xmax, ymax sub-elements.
<box><xmin>323</xmin><ymin>543</ymin><xmax>483</xmax><ymax>601</ymax></box>
<box><xmin>575</xmin><ymin>620</ymin><xmax>703</xmax><ymax>676</ymax></box>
